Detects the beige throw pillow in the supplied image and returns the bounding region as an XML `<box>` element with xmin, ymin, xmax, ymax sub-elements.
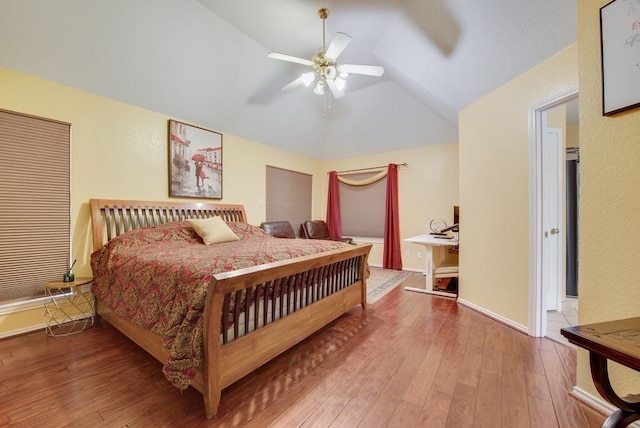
<box><xmin>188</xmin><ymin>216</ymin><xmax>239</xmax><ymax>245</ymax></box>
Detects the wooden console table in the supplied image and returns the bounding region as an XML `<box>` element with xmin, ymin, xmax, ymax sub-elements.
<box><xmin>561</xmin><ymin>317</ymin><xmax>640</xmax><ymax>428</ymax></box>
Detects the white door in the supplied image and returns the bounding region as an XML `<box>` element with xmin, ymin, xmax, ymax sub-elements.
<box><xmin>542</xmin><ymin>126</ymin><xmax>563</xmax><ymax>312</ymax></box>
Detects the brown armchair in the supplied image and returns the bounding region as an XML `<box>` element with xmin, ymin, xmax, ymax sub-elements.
<box><xmin>260</xmin><ymin>221</ymin><xmax>296</xmax><ymax>238</ymax></box>
<box><xmin>300</xmin><ymin>220</ymin><xmax>353</xmax><ymax>244</ymax></box>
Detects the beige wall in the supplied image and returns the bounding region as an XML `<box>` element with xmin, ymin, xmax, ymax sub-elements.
<box><xmin>459</xmin><ymin>44</ymin><xmax>578</xmax><ymax>328</ymax></box>
<box><xmin>0</xmin><ymin>66</ymin><xmax>459</xmax><ymax>335</ymax></box>
<box><xmin>575</xmin><ymin>0</ymin><xmax>640</xmax><ymax>398</ymax></box>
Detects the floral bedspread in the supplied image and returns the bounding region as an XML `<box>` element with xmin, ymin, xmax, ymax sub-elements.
<box><xmin>90</xmin><ymin>221</ymin><xmax>347</xmax><ymax>389</ymax></box>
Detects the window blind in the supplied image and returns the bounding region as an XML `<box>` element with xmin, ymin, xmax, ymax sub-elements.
<box><xmin>0</xmin><ymin>109</ymin><xmax>71</xmax><ymax>303</ymax></box>
<box><xmin>265</xmin><ymin>166</ymin><xmax>312</xmax><ymax>237</ymax></box>
<box><xmin>339</xmin><ymin>172</ymin><xmax>386</xmax><ymax>237</ymax></box>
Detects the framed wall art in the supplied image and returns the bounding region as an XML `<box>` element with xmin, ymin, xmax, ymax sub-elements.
<box><xmin>168</xmin><ymin>120</ymin><xmax>223</xmax><ymax>199</ymax></box>
<box><xmin>600</xmin><ymin>0</ymin><xmax>640</xmax><ymax>115</ymax></box>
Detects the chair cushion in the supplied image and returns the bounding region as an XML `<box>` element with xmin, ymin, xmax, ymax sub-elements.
<box><xmin>260</xmin><ymin>221</ymin><xmax>295</xmax><ymax>238</ymax></box>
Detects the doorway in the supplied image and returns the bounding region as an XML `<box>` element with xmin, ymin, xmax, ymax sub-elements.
<box><xmin>528</xmin><ymin>89</ymin><xmax>579</xmax><ymax>338</ymax></box>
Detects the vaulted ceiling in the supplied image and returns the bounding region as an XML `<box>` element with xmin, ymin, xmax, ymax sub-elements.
<box><xmin>0</xmin><ymin>0</ymin><xmax>576</xmax><ymax>160</ymax></box>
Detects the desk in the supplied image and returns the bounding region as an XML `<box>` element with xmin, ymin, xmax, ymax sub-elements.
<box><xmin>561</xmin><ymin>318</ymin><xmax>640</xmax><ymax>428</ymax></box>
<box><xmin>404</xmin><ymin>234</ymin><xmax>458</xmax><ymax>297</ymax></box>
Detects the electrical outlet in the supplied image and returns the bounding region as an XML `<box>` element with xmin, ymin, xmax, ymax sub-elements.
<box><xmin>404</xmin><ymin>250</ymin><xmax>410</xmax><ymax>257</ymax></box>
<box><xmin>417</xmin><ymin>252</ymin><xmax>422</xmax><ymax>259</ymax></box>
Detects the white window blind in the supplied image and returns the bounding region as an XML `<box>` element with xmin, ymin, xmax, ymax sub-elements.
<box><xmin>0</xmin><ymin>109</ymin><xmax>71</xmax><ymax>303</ymax></box>
<box><xmin>339</xmin><ymin>172</ymin><xmax>386</xmax><ymax>237</ymax></box>
<box><xmin>265</xmin><ymin>166</ymin><xmax>312</xmax><ymax>237</ymax></box>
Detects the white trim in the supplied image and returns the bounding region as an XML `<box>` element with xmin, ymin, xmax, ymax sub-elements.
<box><xmin>528</xmin><ymin>87</ymin><xmax>579</xmax><ymax>337</ymax></box>
<box><xmin>0</xmin><ymin>296</ymin><xmax>46</xmax><ymax>315</ymax></box>
<box><xmin>0</xmin><ymin>297</ymin><xmax>47</xmax><ymax>339</ymax></box>
<box><xmin>457</xmin><ymin>298</ymin><xmax>528</xmax><ymax>334</ymax></box>
<box><xmin>0</xmin><ymin>293</ymin><xmax>85</xmax><ymax>339</ymax></box>
<box><xmin>570</xmin><ymin>386</ymin><xmax>640</xmax><ymax>427</ymax></box>
<box><xmin>347</xmin><ymin>236</ymin><xmax>384</xmax><ymax>245</ymax></box>
<box><xmin>0</xmin><ymin>323</ymin><xmax>48</xmax><ymax>339</ymax></box>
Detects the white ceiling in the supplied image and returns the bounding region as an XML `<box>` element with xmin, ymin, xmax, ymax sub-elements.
<box><xmin>0</xmin><ymin>0</ymin><xmax>576</xmax><ymax>160</ymax></box>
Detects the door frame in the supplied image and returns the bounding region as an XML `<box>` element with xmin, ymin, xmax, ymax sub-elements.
<box><xmin>528</xmin><ymin>87</ymin><xmax>578</xmax><ymax>337</ymax></box>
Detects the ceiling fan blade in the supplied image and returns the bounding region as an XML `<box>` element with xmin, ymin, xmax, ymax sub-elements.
<box><xmin>339</xmin><ymin>64</ymin><xmax>385</xmax><ymax>77</ymax></box>
<box><xmin>281</xmin><ymin>75</ymin><xmax>306</xmax><ymax>91</ymax></box>
<box><xmin>326</xmin><ymin>79</ymin><xmax>345</xmax><ymax>99</ymax></box>
<box><xmin>325</xmin><ymin>32</ymin><xmax>351</xmax><ymax>60</ymax></box>
<box><xmin>267</xmin><ymin>52</ymin><xmax>313</xmax><ymax>67</ymax></box>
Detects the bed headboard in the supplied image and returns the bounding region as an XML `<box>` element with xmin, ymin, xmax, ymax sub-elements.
<box><xmin>89</xmin><ymin>198</ymin><xmax>247</xmax><ymax>251</ymax></box>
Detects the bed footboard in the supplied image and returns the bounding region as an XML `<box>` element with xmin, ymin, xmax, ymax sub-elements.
<box><xmin>200</xmin><ymin>243</ymin><xmax>371</xmax><ymax>418</ymax></box>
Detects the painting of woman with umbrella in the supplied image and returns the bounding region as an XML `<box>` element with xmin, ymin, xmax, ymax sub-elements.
<box><xmin>169</xmin><ymin>120</ymin><xmax>222</xmax><ymax>199</ymax></box>
<box><xmin>192</xmin><ymin>153</ymin><xmax>207</xmax><ymax>188</ymax></box>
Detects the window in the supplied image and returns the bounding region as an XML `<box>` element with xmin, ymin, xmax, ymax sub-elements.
<box><xmin>339</xmin><ymin>172</ymin><xmax>386</xmax><ymax>237</ymax></box>
<box><xmin>265</xmin><ymin>166</ymin><xmax>312</xmax><ymax>237</ymax></box>
<box><xmin>0</xmin><ymin>109</ymin><xmax>71</xmax><ymax>303</ymax></box>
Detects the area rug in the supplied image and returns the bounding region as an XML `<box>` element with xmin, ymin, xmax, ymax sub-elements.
<box><xmin>366</xmin><ymin>267</ymin><xmax>413</xmax><ymax>304</ymax></box>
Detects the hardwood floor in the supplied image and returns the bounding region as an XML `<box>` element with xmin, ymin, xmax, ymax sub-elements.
<box><xmin>0</xmin><ymin>273</ymin><xmax>606</xmax><ymax>427</ymax></box>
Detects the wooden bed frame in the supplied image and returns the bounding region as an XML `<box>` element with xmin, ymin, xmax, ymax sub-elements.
<box><xmin>89</xmin><ymin>198</ymin><xmax>371</xmax><ymax>418</ymax></box>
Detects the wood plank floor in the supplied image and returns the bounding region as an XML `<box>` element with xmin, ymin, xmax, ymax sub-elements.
<box><xmin>0</xmin><ymin>273</ymin><xmax>606</xmax><ymax>427</ymax></box>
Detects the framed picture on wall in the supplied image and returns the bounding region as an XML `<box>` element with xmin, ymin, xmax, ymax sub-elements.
<box><xmin>168</xmin><ymin>120</ymin><xmax>223</xmax><ymax>199</ymax></box>
<box><xmin>600</xmin><ymin>0</ymin><xmax>640</xmax><ymax>115</ymax></box>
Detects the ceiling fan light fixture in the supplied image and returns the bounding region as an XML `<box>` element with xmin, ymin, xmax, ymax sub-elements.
<box><xmin>301</xmin><ymin>72</ymin><xmax>315</xmax><ymax>86</ymax></box>
<box><xmin>334</xmin><ymin>77</ymin><xmax>346</xmax><ymax>91</ymax></box>
<box><xmin>324</xmin><ymin>65</ymin><xmax>337</xmax><ymax>79</ymax></box>
<box><xmin>313</xmin><ymin>80</ymin><xmax>325</xmax><ymax>95</ymax></box>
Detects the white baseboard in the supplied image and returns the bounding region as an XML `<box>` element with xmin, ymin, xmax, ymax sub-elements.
<box><xmin>570</xmin><ymin>386</ymin><xmax>640</xmax><ymax>427</ymax></box>
<box><xmin>0</xmin><ymin>297</ymin><xmax>45</xmax><ymax>315</ymax></box>
<box><xmin>456</xmin><ymin>297</ymin><xmax>529</xmax><ymax>334</ymax></box>
<box><xmin>0</xmin><ymin>294</ymin><xmax>92</xmax><ymax>339</ymax></box>
<box><xmin>0</xmin><ymin>322</ymin><xmax>47</xmax><ymax>339</ymax></box>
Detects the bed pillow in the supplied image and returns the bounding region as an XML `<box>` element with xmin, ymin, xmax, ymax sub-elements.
<box><xmin>187</xmin><ymin>216</ymin><xmax>240</xmax><ymax>245</ymax></box>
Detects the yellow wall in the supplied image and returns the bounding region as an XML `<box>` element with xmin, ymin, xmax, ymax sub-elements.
<box><xmin>576</xmin><ymin>0</ymin><xmax>640</xmax><ymax>398</ymax></box>
<box><xmin>458</xmin><ymin>45</ymin><xmax>578</xmax><ymax>327</ymax></box>
<box><xmin>0</xmin><ymin>67</ymin><xmax>322</xmax><ymax>275</ymax></box>
<box><xmin>0</xmin><ymin>66</ymin><xmax>459</xmax><ymax>335</ymax></box>
<box><xmin>0</xmin><ymin>67</ymin><xmax>322</xmax><ymax>335</ymax></box>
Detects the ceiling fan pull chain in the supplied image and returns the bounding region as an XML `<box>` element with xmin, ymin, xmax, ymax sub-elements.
<box><xmin>323</xmin><ymin>91</ymin><xmax>327</xmax><ymax>117</ymax></box>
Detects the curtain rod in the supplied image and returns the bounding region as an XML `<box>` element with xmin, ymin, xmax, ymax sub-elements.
<box><xmin>329</xmin><ymin>163</ymin><xmax>407</xmax><ymax>175</ymax></box>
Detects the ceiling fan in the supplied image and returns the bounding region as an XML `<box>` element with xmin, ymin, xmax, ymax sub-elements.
<box><xmin>267</xmin><ymin>7</ymin><xmax>384</xmax><ymax>101</ymax></box>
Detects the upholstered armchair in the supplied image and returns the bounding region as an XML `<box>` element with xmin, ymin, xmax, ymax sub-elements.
<box><xmin>300</xmin><ymin>220</ymin><xmax>353</xmax><ymax>244</ymax></box>
<box><xmin>260</xmin><ymin>221</ymin><xmax>296</xmax><ymax>238</ymax></box>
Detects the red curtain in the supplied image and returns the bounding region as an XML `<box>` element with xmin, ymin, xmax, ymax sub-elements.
<box><xmin>326</xmin><ymin>171</ymin><xmax>343</xmax><ymax>240</ymax></box>
<box><xmin>383</xmin><ymin>164</ymin><xmax>402</xmax><ymax>270</ymax></box>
